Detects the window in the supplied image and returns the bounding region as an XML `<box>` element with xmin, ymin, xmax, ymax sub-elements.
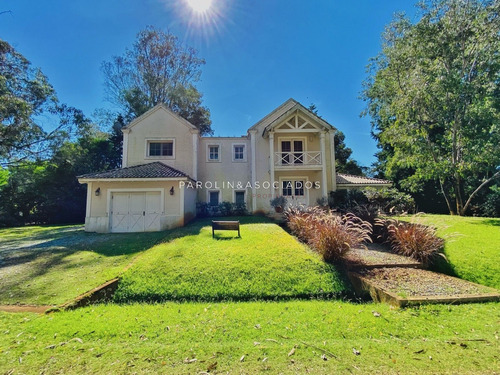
<box><xmin>294</xmin><ymin>181</ymin><xmax>305</xmax><ymax>196</ymax></box>
<box><xmin>208</xmin><ymin>145</ymin><xmax>219</xmax><ymax>161</ymax></box>
<box><xmin>147</xmin><ymin>140</ymin><xmax>174</xmax><ymax>158</ymax></box>
<box><xmin>235</xmin><ymin>191</ymin><xmax>245</xmax><ymax>204</ymax></box>
<box><xmin>209</xmin><ymin>191</ymin><xmax>219</xmax><ymax>206</ymax></box>
<box><xmin>280</xmin><ymin>139</ymin><xmax>304</xmax><ymax>165</ymax></box>
<box><xmin>233</xmin><ymin>144</ymin><xmax>245</xmax><ymax>161</ymax></box>
<box><xmin>282</xmin><ymin>180</ymin><xmax>293</xmax><ymax>196</ymax></box>
<box><xmin>282</xmin><ymin>180</ymin><xmax>305</xmax><ymax>197</ymax></box>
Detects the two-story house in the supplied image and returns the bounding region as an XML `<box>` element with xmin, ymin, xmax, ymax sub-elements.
<box><xmin>78</xmin><ymin>99</ymin><xmax>390</xmax><ymax>233</ymax></box>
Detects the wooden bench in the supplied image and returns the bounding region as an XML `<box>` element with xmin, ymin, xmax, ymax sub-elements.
<box><xmin>212</xmin><ymin>220</ymin><xmax>240</xmax><ymax>238</ymax></box>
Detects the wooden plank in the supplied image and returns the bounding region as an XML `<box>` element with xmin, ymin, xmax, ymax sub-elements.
<box><xmin>212</xmin><ymin>220</ymin><xmax>240</xmax><ymax>238</ymax></box>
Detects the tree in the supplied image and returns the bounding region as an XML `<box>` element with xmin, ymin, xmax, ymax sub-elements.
<box><xmin>0</xmin><ymin>39</ymin><xmax>85</xmax><ymax>165</ymax></box>
<box><xmin>308</xmin><ymin>104</ymin><xmax>365</xmax><ymax>175</ymax></box>
<box><xmin>363</xmin><ymin>0</ymin><xmax>500</xmax><ymax>215</ymax></box>
<box><xmin>102</xmin><ymin>26</ymin><xmax>213</xmax><ymax>135</ymax></box>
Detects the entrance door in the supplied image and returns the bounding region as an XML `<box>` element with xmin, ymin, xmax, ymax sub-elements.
<box><xmin>111</xmin><ymin>192</ymin><xmax>161</xmax><ymax>232</ymax></box>
<box><xmin>281</xmin><ymin>179</ymin><xmax>307</xmax><ymax>206</ymax></box>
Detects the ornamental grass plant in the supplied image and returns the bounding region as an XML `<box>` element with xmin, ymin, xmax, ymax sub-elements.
<box><xmin>286</xmin><ymin>206</ymin><xmax>372</xmax><ymax>263</ymax></box>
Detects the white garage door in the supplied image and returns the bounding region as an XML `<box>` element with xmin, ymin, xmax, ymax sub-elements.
<box><xmin>111</xmin><ymin>192</ymin><xmax>161</xmax><ymax>233</ymax></box>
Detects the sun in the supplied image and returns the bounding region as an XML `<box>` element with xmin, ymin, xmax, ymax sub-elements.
<box><xmin>185</xmin><ymin>0</ymin><xmax>213</xmax><ymax>13</ymax></box>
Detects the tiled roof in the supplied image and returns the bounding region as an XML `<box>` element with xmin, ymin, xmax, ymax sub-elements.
<box><xmin>78</xmin><ymin>162</ymin><xmax>190</xmax><ymax>180</ymax></box>
<box><xmin>336</xmin><ymin>173</ymin><xmax>391</xmax><ymax>186</ymax></box>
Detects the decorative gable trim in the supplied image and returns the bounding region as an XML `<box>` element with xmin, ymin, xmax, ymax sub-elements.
<box><xmin>122</xmin><ymin>103</ymin><xmax>198</xmax><ymax>132</ymax></box>
<box><xmin>263</xmin><ymin>103</ymin><xmax>335</xmax><ymax>136</ymax></box>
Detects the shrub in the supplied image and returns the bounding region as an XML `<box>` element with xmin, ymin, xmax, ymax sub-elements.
<box><xmin>270</xmin><ymin>196</ymin><xmax>287</xmax><ymax>209</ymax></box>
<box><xmin>384</xmin><ymin>219</ymin><xmax>444</xmax><ymax>264</ymax></box>
<box><xmin>329</xmin><ymin>187</ymin><xmax>415</xmax><ymax>215</ymax></box>
<box><xmin>285</xmin><ymin>206</ymin><xmax>372</xmax><ymax>263</ymax></box>
<box><xmin>362</xmin><ymin>187</ymin><xmax>415</xmax><ymax>215</ymax></box>
<box><xmin>196</xmin><ymin>201</ymin><xmax>248</xmax><ymax>217</ymax></box>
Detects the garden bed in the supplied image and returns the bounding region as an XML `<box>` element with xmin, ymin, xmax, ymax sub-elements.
<box><xmin>343</xmin><ymin>243</ymin><xmax>422</xmax><ymax>269</ymax></box>
<box><xmin>349</xmin><ymin>267</ymin><xmax>500</xmax><ymax>307</ymax></box>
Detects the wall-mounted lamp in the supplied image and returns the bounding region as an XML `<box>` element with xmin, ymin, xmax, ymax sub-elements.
<box><xmin>95</xmin><ymin>187</ymin><xmax>101</xmax><ymax>196</ymax></box>
<box><xmin>170</xmin><ymin>186</ymin><xmax>175</xmax><ymax>196</ymax></box>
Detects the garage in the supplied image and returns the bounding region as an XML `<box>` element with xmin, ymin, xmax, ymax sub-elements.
<box><xmin>110</xmin><ymin>192</ymin><xmax>161</xmax><ymax>233</ymax></box>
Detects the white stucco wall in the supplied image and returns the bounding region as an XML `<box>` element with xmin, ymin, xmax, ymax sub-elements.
<box><xmin>124</xmin><ymin>106</ymin><xmax>197</xmax><ymax>177</ymax></box>
<box><xmin>84</xmin><ymin>180</ymin><xmax>184</xmax><ymax>233</ymax></box>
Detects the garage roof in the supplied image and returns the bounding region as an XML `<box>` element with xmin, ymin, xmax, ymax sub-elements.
<box><xmin>336</xmin><ymin>173</ymin><xmax>391</xmax><ymax>187</ymax></box>
<box><xmin>78</xmin><ymin>162</ymin><xmax>191</xmax><ymax>180</ymax></box>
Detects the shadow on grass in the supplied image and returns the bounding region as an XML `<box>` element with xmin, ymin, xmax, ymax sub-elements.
<box><xmin>477</xmin><ymin>218</ymin><xmax>500</xmax><ymax>226</ymax></box>
<box><xmin>428</xmin><ymin>252</ymin><xmax>458</xmax><ymax>277</ymax></box>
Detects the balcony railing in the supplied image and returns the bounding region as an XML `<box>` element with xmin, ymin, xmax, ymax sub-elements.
<box><xmin>274</xmin><ymin>151</ymin><xmax>322</xmax><ymax>166</ymax></box>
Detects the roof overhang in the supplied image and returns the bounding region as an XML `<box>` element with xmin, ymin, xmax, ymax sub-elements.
<box><xmin>78</xmin><ymin>177</ymin><xmax>190</xmax><ymax>184</ymax></box>
<box><xmin>336</xmin><ymin>182</ymin><xmax>392</xmax><ymax>188</ymax></box>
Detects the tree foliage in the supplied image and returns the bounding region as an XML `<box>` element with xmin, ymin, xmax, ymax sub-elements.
<box><xmin>307</xmin><ymin>104</ymin><xmax>364</xmax><ymax>175</ymax></box>
<box><xmin>102</xmin><ymin>26</ymin><xmax>213</xmax><ymax>135</ymax></box>
<box><xmin>363</xmin><ymin>0</ymin><xmax>500</xmax><ymax>215</ymax></box>
<box><xmin>0</xmin><ymin>39</ymin><xmax>86</xmax><ymax>165</ymax></box>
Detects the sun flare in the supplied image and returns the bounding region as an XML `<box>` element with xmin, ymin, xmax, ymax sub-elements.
<box><xmin>186</xmin><ymin>0</ymin><xmax>213</xmax><ymax>13</ymax></box>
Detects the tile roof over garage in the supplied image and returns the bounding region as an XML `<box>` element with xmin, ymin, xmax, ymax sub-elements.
<box><xmin>78</xmin><ymin>162</ymin><xmax>191</xmax><ymax>180</ymax></box>
<box><xmin>336</xmin><ymin>173</ymin><xmax>391</xmax><ymax>187</ymax></box>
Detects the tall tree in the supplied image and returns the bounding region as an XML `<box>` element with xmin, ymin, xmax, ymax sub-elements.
<box><xmin>102</xmin><ymin>26</ymin><xmax>213</xmax><ymax>135</ymax></box>
<box><xmin>0</xmin><ymin>39</ymin><xmax>85</xmax><ymax>165</ymax></box>
<box><xmin>363</xmin><ymin>0</ymin><xmax>500</xmax><ymax>215</ymax></box>
<box><xmin>307</xmin><ymin>104</ymin><xmax>364</xmax><ymax>175</ymax></box>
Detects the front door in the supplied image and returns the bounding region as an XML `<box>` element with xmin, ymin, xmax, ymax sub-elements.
<box><xmin>281</xmin><ymin>179</ymin><xmax>307</xmax><ymax>206</ymax></box>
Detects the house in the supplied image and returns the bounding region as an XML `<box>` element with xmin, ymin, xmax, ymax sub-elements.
<box><xmin>78</xmin><ymin>99</ymin><xmax>390</xmax><ymax>233</ymax></box>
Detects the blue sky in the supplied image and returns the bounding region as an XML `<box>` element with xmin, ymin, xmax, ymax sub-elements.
<box><xmin>0</xmin><ymin>0</ymin><xmax>418</xmax><ymax>167</ymax></box>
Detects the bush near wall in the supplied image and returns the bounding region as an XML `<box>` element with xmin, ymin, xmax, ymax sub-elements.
<box><xmin>196</xmin><ymin>201</ymin><xmax>247</xmax><ymax>217</ymax></box>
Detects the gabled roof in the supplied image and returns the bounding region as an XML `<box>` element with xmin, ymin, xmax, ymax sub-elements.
<box><xmin>122</xmin><ymin>103</ymin><xmax>198</xmax><ymax>132</ymax></box>
<box><xmin>77</xmin><ymin>162</ymin><xmax>191</xmax><ymax>181</ymax></box>
<box><xmin>248</xmin><ymin>98</ymin><xmax>336</xmax><ymax>136</ymax></box>
<box><xmin>336</xmin><ymin>173</ymin><xmax>392</xmax><ymax>187</ymax></box>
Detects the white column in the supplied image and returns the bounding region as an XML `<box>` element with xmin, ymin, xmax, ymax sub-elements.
<box><xmin>179</xmin><ymin>180</ymin><xmax>185</xmax><ymax>225</ymax></box>
<box><xmin>86</xmin><ymin>182</ymin><xmax>92</xmax><ymax>218</ymax></box>
<box><xmin>121</xmin><ymin>129</ymin><xmax>130</xmax><ymax>168</ymax></box>
<box><xmin>269</xmin><ymin>132</ymin><xmax>275</xmax><ymax>198</ymax></box>
<box><xmin>191</xmin><ymin>130</ymin><xmax>199</xmax><ymax>180</ymax></box>
<box><xmin>320</xmin><ymin>131</ymin><xmax>328</xmax><ymax>198</ymax></box>
<box><xmin>250</xmin><ymin>131</ymin><xmax>257</xmax><ymax>212</ymax></box>
<box><xmin>329</xmin><ymin>130</ymin><xmax>337</xmax><ymax>191</ymax></box>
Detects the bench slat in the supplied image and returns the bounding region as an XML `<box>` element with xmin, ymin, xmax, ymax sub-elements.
<box><xmin>212</xmin><ymin>220</ymin><xmax>240</xmax><ymax>238</ymax></box>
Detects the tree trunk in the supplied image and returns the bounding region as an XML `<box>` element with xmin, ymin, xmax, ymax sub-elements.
<box><xmin>455</xmin><ymin>175</ymin><xmax>465</xmax><ymax>216</ymax></box>
<box><xmin>438</xmin><ymin>177</ymin><xmax>456</xmax><ymax>215</ymax></box>
<box><xmin>463</xmin><ymin>170</ymin><xmax>500</xmax><ymax>214</ymax></box>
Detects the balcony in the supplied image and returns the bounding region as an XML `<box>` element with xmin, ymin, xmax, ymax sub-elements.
<box><xmin>274</xmin><ymin>151</ymin><xmax>322</xmax><ymax>169</ymax></box>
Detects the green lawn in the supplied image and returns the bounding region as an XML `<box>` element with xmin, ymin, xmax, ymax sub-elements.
<box><xmin>114</xmin><ymin>216</ymin><xmax>347</xmax><ymax>302</ymax></box>
<box><xmin>1</xmin><ymin>215</ymin><xmax>499</xmax><ymax>374</ymax></box>
<box><xmin>1</xmin><ymin>301</ymin><xmax>499</xmax><ymax>374</ymax></box>
<box><xmin>400</xmin><ymin>215</ymin><xmax>500</xmax><ymax>289</ymax></box>
<box><xmin>0</xmin><ymin>225</ymin><xmax>167</xmax><ymax>305</ymax></box>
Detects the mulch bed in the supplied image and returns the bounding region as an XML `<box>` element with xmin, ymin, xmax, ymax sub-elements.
<box><xmin>357</xmin><ymin>267</ymin><xmax>498</xmax><ymax>297</ymax></box>
<box><xmin>343</xmin><ymin>243</ymin><xmax>422</xmax><ymax>269</ymax></box>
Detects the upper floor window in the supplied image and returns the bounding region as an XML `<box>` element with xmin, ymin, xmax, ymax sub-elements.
<box><xmin>146</xmin><ymin>139</ymin><xmax>175</xmax><ymax>159</ymax></box>
<box><xmin>232</xmin><ymin>144</ymin><xmax>246</xmax><ymax>162</ymax></box>
<box><xmin>208</xmin><ymin>145</ymin><xmax>220</xmax><ymax>161</ymax></box>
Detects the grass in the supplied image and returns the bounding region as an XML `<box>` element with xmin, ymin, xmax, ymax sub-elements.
<box><xmin>1</xmin><ymin>301</ymin><xmax>499</xmax><ymax>374</ymax></box>
<box><xmin>0</xmin><ymin>225</ymin><xmax>167</xmax><ymax>305</ymax></box>
<box><xmin>399</xmin><ymin>215</ymin><xmax>500</xmax><ymax>289</ymax></box>
<box><xmin>114</xmin><ymin>216</ymin><xmax>346</xmax><ymax>302</ymax></box>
